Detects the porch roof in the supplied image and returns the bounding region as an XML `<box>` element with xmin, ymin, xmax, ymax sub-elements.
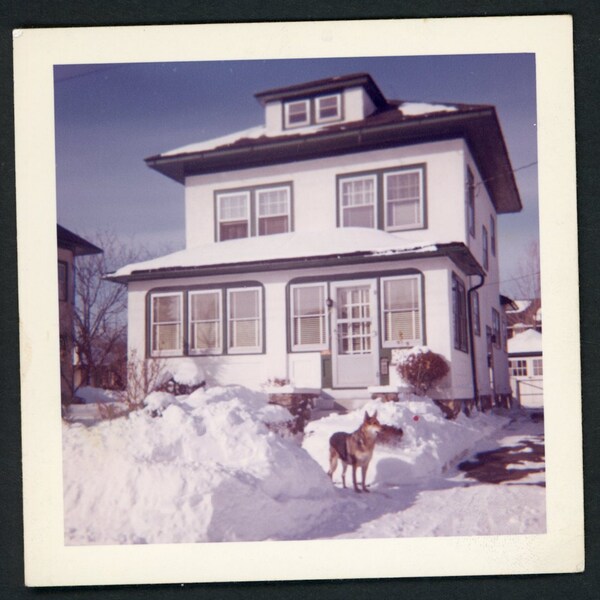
<box><xmin>107</xmin><ymin>228</ymin><xmax>483</xmax><ymax>283</ymax></box>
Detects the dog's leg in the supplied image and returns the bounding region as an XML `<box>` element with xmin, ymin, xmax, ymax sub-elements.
<box><xmin>361</xmin><ymin>463</ymin><xmax>369</xmax><ymax>492</ymax></box>
<box><xmin>352</xmin><ymin>463</ymin><xmax>361</xmax><ymax>493</ymax></box>
<box><xmin>327</xmin><ymin>447</ymin><xmax>338</xmax><ymax>480</ymax></box>
<box><xmin>341</xmin><ymin>461</ymin><xmax>348</xmax><ymax>488</ymax></box>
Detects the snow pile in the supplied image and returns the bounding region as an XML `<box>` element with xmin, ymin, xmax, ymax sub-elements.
<box><xmin>167</xmin><ymin>359</ymin><xmax>205</xmax><ymax>387</ymax></box>
<box><xmin>303</xmin><ymin>397</ymin><xmax>508</xmax><ymax>487</ymax></box>
<box><xmin>63</xmin><ymin>386</ymin><xmax>347</xmax><ymax>545</ymax></box>
<box><xmin>75</xmin><ymin>386</ymin><xmax>122</xmax><ymax>404</ymax></box>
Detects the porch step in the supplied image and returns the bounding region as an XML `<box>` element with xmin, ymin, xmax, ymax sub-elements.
<box><xmin>319</xmin><ymin>389</ymin><xmax>372</xmax><ymax>412</ymax></box>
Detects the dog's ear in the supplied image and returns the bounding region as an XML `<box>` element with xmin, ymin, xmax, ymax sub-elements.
<box><xmin>373</xmin><ymin>410</ymin><xmax>378</xmax><ymax>418</ymax></box>
<box><xmin>364</xmin><ymin>411</ymin><xmax>369</xmax><ymax>421</ymax></box>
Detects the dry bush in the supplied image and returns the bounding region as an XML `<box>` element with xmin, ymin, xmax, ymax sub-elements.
<box><xmin>397</xmin><ymin>349</ymin><xmax>449</xmax><ymax>396</ymax></box>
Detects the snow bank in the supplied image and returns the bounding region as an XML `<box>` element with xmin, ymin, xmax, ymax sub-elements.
<box><xmin>75</xmin><ymin>386</ymin><xmax>123</xmax><ymax>404</ymax></box>
<box><xmin>63</xmin><ymin>386</ymin><xmax>347</xmax><ymax>545</ymax></box>
<box><xmin>303</xmin><ymin>397</ymin><xmax>507</xmax><ymax>487</ymax></box>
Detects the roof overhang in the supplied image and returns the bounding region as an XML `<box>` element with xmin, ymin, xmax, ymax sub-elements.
<box><xmin>106</xmin><ymin>242</ymin><xmax>483</xmax><ymax>284</ymax></box>
<box><xmin>146</xmin><ymin>108</ymin><xmax>522</xmax><ymax>214</ymax></box>
<box><xmin>57</xmin><ymin>225</ymin><xmax>103</xmax><ymax>256</ymax></box>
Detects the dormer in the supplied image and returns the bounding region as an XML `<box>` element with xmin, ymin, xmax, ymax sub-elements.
<box><xmin>254</xmin><ymin>73</ymin><xmax>389</xmax><ymax>136</ymax></box>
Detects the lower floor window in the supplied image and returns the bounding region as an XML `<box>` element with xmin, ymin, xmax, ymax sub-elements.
<box><xmin>381</xmin><ymin>275</ymin><xmax>422</xmax><ymax>347</ymax></box>
<box><xmin>290</xmin><ymin>283</ymin><xmax>328</xmax><ymax>351</ymax></box>
<box><xmin>452</xmin><ymin>274</ymin><xmax>468</xmax><ymax>352</ymax></box>
<box><xmin>509</xmin><ymin>359</ymin><xmax>528</xmax><ymax>377</ymax></box>
<box><xmin>149</xmin><ymin>286</ymin><xmax>262</xmax><ymax>357</ymax></box>
<box><xmin>532</xmin><ymin>358</ymin><xmax>543</xmax><ymax>376</ymax></box>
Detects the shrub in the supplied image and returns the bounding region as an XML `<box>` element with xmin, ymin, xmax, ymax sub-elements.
<box><xmin>397</xmin><ymin>348</ymin><xmax>449</xmax><ymax>396</ymax></box>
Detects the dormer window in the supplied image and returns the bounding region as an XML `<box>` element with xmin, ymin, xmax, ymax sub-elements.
<box><xmin>284</xmin><ymin>100</ymin><xmax>310</xmax><ymax>128</ymax></box>
<box><xmin>316</xmin><ymin>94</ymin><xmax>341</xmax><ymax>123</ymax></box>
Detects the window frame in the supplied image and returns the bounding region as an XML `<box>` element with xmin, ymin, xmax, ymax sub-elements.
<box><xmin>532</xmin><ymin>358</ymin><xmax>543</xmax><ymax>376</ymax></box>
<box><xmin>216</xmin><ymin>190</ymin><xmax>251</xmax><ymax>242</ymax></box>
<box><xmin>490</xmin><ymin>215</ymin><xmax>497</xmax><ymax>257</ymax></box>
<box><xmin>509</xmin><ymin>359</ymin><xmax>528</xmax><ymax>377</ymax></box>
<box><xmin>58</xmin><ymin>260</ymin><xmax>69</xmax><ymax>302</ymax></box>
<box><xmin>452</xmin><ymin>273</ymin><xmax>469</xmax><ymax>353</ymax></box>
<box><xmin>188</xmin><ymin>289</ymin><xmax>223</xmax><ymax>355</ymax></box>
<box><xmin>338</xmin><ymin>174</ymin><xmax>378</xmax><ymax>229</ymax></box>
<box><xmin>227</xmin><ymin>286</ymin><xmax>263</xmax><ymax>355</ymax></box>
<box><xmin>472</xmin><ymin>290</ymin><xmax>481</xmax><ymax>337</ymax></box>
<box><xmin>492</xmin><ymin>308</ymin><xmax>501</xmax><ymax>349</ymax></box>
<box><xmin>380</xmin><ymin>274</ymin><xmax>423</xmax><ymax>349</ymax></box>
<box><xmin>383</xmin><ymin>167</ymin><xmax>425</xmax><ymax>231</ymax></box>
<box><xmin>289</xmin><ymin>282</ymin><xmax>329</xmax><ymax>352</ymax></box>
<box><xmin>482</xmin><ymin>225</ymin><xmax>489</xmax><ymax>271</ymax></box>
<box><xmin>315</xmin><ymin>94</ymin><xmax>342</xmax><ymax>123</ymax></box>
<box><xmin>150</xmin><ymin>291</ymin><xmax>184</xmax><ymax>357</ymax></box>
<box><xmin>255</xmin><ymin>186</ymin><xmax>292</xmax><ymax>237</ymax></box>
<box><xmin>467</xmin><ymin>167</ymin><xmax>476</xmax><ymax>238</ymax></box>
<box><xmin>284</xmin><ymin>99</ymin><xmax>310</xmax><ymax>128</ymax></box>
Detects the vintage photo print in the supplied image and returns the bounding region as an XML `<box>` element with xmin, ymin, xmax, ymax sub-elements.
<box><xmin>14</xmin><ymin>17</ymin><xmax>582</xmax><ymax>586</ymax></box>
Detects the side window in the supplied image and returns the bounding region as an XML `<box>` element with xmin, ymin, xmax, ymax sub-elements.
<box><xmin>257</xmin><ymin>187</ymin><xmax>290</xmax><ymax>236</ymax></box>
<box><xmin>290</xmin><ymin>283</ymin><xmax>328</xmax><ymax>351</ymax></box>
<box><xmin>381</xmin><ymin>275</ymin><xmax>423</xmax><ymax>347</ymax></box>
<box><xmin>492</xmin><ymin>308</ymin><xmax>501</xmax><ymax>349</ymax></box>
<box><xmin>490</xmin><ymin>215</ymin><xmax>497</xmax><ymax>256</ymax></box>
<box><xmin>472</xmin><ymin>290</ymin><xmax>481</xmax><ymax>336</ymax></box>
<box><xmin>482</xmin><ymin>225</ymin><xmax>489</xmax><ymax>271</ymax></box>
<box><xmin>452</xmin><ymin>274</ymin><xmax>468</xmax><ymax>352</ymax></box>
<box><xmin>217</xmin><ymin>192</ymin><xmax>250</xmax><ymax>241</ymax></box>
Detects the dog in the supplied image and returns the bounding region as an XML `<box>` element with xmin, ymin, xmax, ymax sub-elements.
<box><xmin>327</xmin><ymin>411</ymin><xmax>382</xmax><ymax>493</ymax></box>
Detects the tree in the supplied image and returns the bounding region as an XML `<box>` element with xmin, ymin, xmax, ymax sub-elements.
<box><xmin>69</xmin><ymin>231</ymin><xmax>148</xmax><ymax>393</ymax></box>
<box><xmin>510</xmin><ymin>240</ymin><xmax>541</xmax><ymax>301</ymax></box>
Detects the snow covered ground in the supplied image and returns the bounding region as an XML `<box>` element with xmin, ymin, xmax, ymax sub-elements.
<box><xmin>62</xmin><ymin>386</ymin><xmax>545</xmax><ymax>545</ymax></box>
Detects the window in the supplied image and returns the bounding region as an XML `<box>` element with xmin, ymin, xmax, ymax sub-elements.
<box><xmin>228</xmin><ymin>288</ymin><xmax>262</xmax><ymax>353</ymax></box>
<box><xmin>189</xmin><ymin>290</ymin><xmax>222</xmax><ymax>354</ymax></box>
<box><xmin>452</xmin><ymin>274</ymin><xmax>468</xmax><ymax>352</ymax></box>
<box><xmin>316</xmin><ymin>94</ymin><xmax>341</xmax><ymax>123</ymax></box>
<box><xmin>482</xmin><ymin>225</ymin><xmax>489</xmax><ymax>271</ymax></box>
<box><xmin>339</xmin><ymin>175</ymin><xmax>376</xmax><ymax>228</ymax></box>
<box><xmin>490</xmin><ymin>216</ymin><xmax>496</xmax><ymax>256</ymax></box>
<box><xmin>509</xmin><ymin>359</ymin><xmax>528</xmax><ymax>377</ymax></box>
<box><xmin>533</xmin><ymin>358</ymin><xmax>543</xmax><ymax>376</ymax></box>
<box><xmin>472</xmin><ymin>290</ymin><xmax>481</xmax><ymax>336</ymax></box>
<box><xmin>218</xmin><ymin>192</ymin><xmax>250</xmax><ymax>241</ymax></box>
<box><xmin>290</xmin><ymin>283</ymin><xmax>328</xmax><ymax>351</ymax></box>
<box><xmin>492</xmin><ymin>308</ymin><xmax>501</xmax><ymax>349</ymax></box>
<box><xmin>217</xmin><ymin>185</ymin><xmax>291</xmax><ymax>241</ymax></box>
<box><xmin>467</xmin><ymin>167</ymin><xmax>475</xmax><ymax>237</ymax></box>
<box><xmin>151</xmin><ymin>293</ymin><xmax>183</xmax><ymax>356</ymax></box>
<box><xmin>58</xmin><ymin>261</ymin><xmax>68</xmax><ymax>302</ymax></box>
<box><xmin>384</xmin><ymin>169</ymin><xmax>424</xmax><ymax>230</ymax></box>
<box><xmin>284</xmin><ymin>100</ymin><xmax>310</xmax><ymax>128</ymax></box>
<box><xmin>257</xmin><ymin>187</ymin><xmax>290</xmax><ymax>236</ymax></box>
<box><xmin>381</xmin><ymin>276</ymin><xmax>422</xmax><ymax>347</ymax></box>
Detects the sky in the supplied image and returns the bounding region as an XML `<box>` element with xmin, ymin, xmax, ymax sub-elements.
<box><xmin>54</xmin><ymin>55</ymin><xmax>538</xmax><ymax>296</ymax></box>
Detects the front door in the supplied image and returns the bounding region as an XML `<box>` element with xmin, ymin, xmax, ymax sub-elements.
<box><xmin>331</xmin><ymin>280</ymin><xmax>379</xmax><ymax>388</ymax></box>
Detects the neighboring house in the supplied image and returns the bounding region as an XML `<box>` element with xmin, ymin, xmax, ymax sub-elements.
<box><xmin>109</xmin><ymin>73</ymin><xmax>523</xmax><ymax>413</ymax></box>
<box><xmin>506</xmin><ymin>298</ymin><xmax>542</xmax><ymax>338</ymax></box>
<box><xmin>57</xmin><ymin>225</ymin><xmax>103</xmax><ymax>403</ymax></box>
<box><xmin>507</xmin><ymin>329</ymin><xmax>543</xmax><ymax>409</ymax></box>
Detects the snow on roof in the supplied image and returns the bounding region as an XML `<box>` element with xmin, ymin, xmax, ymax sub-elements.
<box><xmin>506</xmin><ymin>300</ymin><xmax>532</xmax><ymax>314</ymax></box>
<box><xmin>507</xmin><ymin>329</ymin><xmax>542</xmax><ymax>354</ymax></box>
<box><xmin>397</xmin><ymin>102</ymin><xmax>458</xmax><ymax>116</ymax></box>
<box><xmin>112</xmin><ymin>228</ymin><xmax>436</xmax><ymax>277</ymax></box>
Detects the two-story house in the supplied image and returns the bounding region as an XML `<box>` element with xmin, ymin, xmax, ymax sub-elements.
<box><xmin>109</xmin><ymin>73</ymin><xmax>522</xmax><ymax>414</ymax></box>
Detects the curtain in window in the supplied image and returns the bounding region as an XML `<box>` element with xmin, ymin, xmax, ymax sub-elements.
<box><xmin>190</xmin><ymin>291</ymin><xmax>221</xmax><ymax>352</ymax></box>
<box><xmin>228</xmin><ymin>289</ymin><xmax>261</xmax><ymax>350</ymax></box>
<box><xmin>152</xmin><ymin>294</ymin><xmax>182</xmax><ymax>353</ymax></box>
<box><xmin>292</xmin><ymin>284</ymin><xmax>326</xmax><ymax>349</ymax></box>
<box><xmin>382</xmin><ymin>277</ymin><xmax>421</xmax><ymax>345</ymax></box>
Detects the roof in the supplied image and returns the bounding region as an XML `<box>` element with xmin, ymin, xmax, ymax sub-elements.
<box><xmin>57</xmin><ymin>225</ymin><xmax>103</xmax><ymax>256</ymax></box>
<box><xmin>254</xmin><ymin>72</ymin><xmax>388</xmax><ymax>108</ymax></box>
<box><xmin>146</xmin><ymin>86</ymin><xmax>522</xmax><ymax>214</ymax></box>
<box><xmin>107</xmin><ymin>228</ymin><xmax>483</xmax><ymax>283</ymax></box>
<box><xmin>506</xmin><ymin>298</ymin><xmax>542</xmax><ymax>328</ymax></box>
<box><xmin>507</xmin><ymin>329</ymin><xmax>543</xmax><ymax>355</ymax></box>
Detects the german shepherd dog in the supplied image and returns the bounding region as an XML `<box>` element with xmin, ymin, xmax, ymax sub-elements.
<box><xmin>327</xmin><ymin>411</ymin><xmax>382</xmax><ymax>493</ymax></box>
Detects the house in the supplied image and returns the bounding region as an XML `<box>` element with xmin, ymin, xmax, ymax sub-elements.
<box><xmin>109</xmin><ymin>73</ymin><xmax>523</xmax><ymax>414</ymax></box>
<box><xmin>507</xmin><ymin>329</ymin><xmax>543</xmax><ymax>409</ymax></box>
<box><xmin>506</xmin><ymin>298</ymin><xmax>542</xmax><ymax>338</ymax></box>
<box><xmin>57</xmin><ymin>224</ymin><xmax>102</xmax><ymax>403</ymax></box>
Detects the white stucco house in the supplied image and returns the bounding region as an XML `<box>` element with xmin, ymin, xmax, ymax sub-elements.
<box><xmin>109</xmin><ymin>73</ymin><xmax>522</xmax><ymax>413</ymax></box>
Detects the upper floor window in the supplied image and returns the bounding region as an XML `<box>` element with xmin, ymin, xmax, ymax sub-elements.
<box><xmin>316</xmin><ymin>95</ymin><xmax>341</xmax><ymax>122</ymax></box>
<box><xmin>284</xmin><ymin>99</ymin><xmax>310</xmax><ymax>128</ymax></box>
<box><xmin>216</xmin><ymin>185</ymin><xmax>291</xmax><ymax>241</ymax></box>
<box><xmin>338</xmin><ymin>164</ymin><xmax>426</xmax><ymax>232</ymax></box>
<box><xmin>339</xmin><ymin>175</ymin><xmax>376</xmax><ymax>228</ymax></box>
<box><xmin>490</xmin><ymin>215</ymin><xmax>496</xmax><ymax>256</ymax></box>
<box><xmin>467</xmin><ymin>167</ymin><xmax>475</xmax><ymax>237</ymax></box>
<box><xmin>381</xmin><ymin>275</ymin><xmax>423</xmax><ymax>348</ymax></box>
<box><xmin>283</xmin><ymin>94</ymin><xmax>342</xmax><ymax>129</ymax></box>
<box><xmin>482</xmin><ymin>225</ymin><xmax>489</xmax><ymax>271</ymax></box>
<box><xmin>58</xmin><ymin>261</ymin><xmax>68</xmax><ymax>302</ymax></box>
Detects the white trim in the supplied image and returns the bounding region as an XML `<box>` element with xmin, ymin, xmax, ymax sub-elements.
<box><xmin>188</xmin><ymin>289</ymin><xmax>223</xmax><ymax>355</ymax></box>
<box><xmin>379</xmin><ymin>274</ymin><xmax>423</xmax><ymax>348</ymax></box>
<box><xmin>315</xmin><ymin>94</ymin><xmax>342</xmax><ymax>123</ymax></box>
<box><xmin>338</xmin><ymin>173</ymin><xmax>377</xmax><ymax>229</ymax></box>
<box><xmin>289</xmin><ymin>282</ymin><xmax>329</xmax><ymax>352</ymax></box>
<box><xmin>284</xmin><ymin>99</ymin><xmax>310</xmax><ymax>128</ymax></box>
<box><xmin>383</xmin><ymin>167</ymin><xmax>424</xmax><ymax>231</ymax></box>
<box><xmin>150</xmin><ymin>291</ymin><xmax>183</xmax><ymax>357</ymax></box>
<box><xmin>216</xmin><ymin>191</ymin><xmax>251</xmax><ymax>241</ymax></box>
<box><xmin>226</xmin><ymin>286</ymin><xmax>263</xmax><ymax>354</ymax></box>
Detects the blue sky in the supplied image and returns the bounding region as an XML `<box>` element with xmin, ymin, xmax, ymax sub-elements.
<box><xmin>54</xmin><ymin>55</ymin><xmax>538</xmax><ymax>294</ymax></box>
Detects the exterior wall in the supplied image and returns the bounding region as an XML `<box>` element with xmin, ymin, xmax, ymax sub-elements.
<box><xmin>462</xmin><ymin>142</ymin><xmax>511</xmax><ymax>399</ymax></box>
<box><xmin>185</xmin><ymin>139</ymin><xmax>467</xmax><ymax>248</ymax></box>
<box><xmin>128</xmin><ymin>256</ymin><xmax>475</xmax><ymax>399</ymax></box>
<box><xmin>58</xmin><ymin>246</ymin><xmax>75</xmax><ymax>402</ymax></box>
<box><xmin>508</xmin><ymin>354</ymin><xmax>544</xmax><ymax>408</ymax></box>
<box><xmin>264</xmin><ymin>101</ymin><xmax>282</xmax><ymax>134</ymax></box>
